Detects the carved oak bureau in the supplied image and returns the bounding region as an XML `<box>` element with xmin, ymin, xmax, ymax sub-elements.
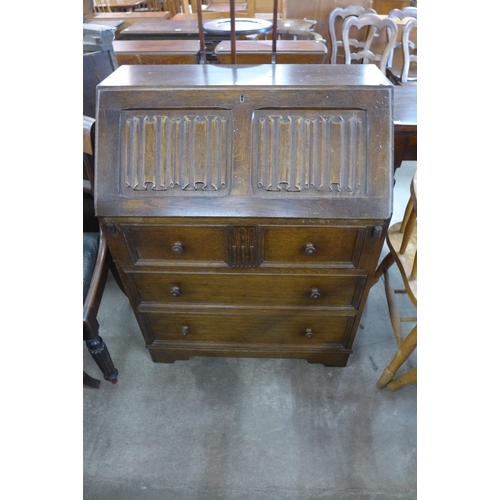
<box><xmin>95</xmin><ymin>64</ymin><xmax>393</xmax><ymax>367</ymax></box>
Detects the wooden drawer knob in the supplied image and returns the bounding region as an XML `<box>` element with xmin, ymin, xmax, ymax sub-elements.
<box><xmin>310</xmin><ymin>288</ymin><xmax>321</xmax><ymax>300</ymax></box>
<box><xmin>181</xmin><ymin>326</ymin><xmax>189</xmax><ymax>336</ymax></box>
<box><xmin>305</xmin><ymin>243</ymin><xmax>316</xmax><ymax>256</ymax></box>
<box><xmin>305</xmin><ymin>328</ymin><xmax>314</xmax><ymax>338</ymax></box>
<box><xmin>170</xmin><ymin>286</ymin><xmax>181</xmax><ymax>297</ymax></box>
<box><xmin>172</xmin><ymin>241</ymin><xmax>184</xmax><ymax>254</ymax></box>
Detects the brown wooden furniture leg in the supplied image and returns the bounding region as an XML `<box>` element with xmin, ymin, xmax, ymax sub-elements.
<box><xmin>383</xmin><ymin>269</ymin><xmax>403</xmax><ymax>345</ymax></box>
<box><xmin>376</xmin><ymin>324</ymin><xmax>417</xmax><ymax>389</ymax></box>
<box><xmin>386</xmin><ymin>366</ymin><xmax>417</xmax><ymax>392</ymax></box>
<box><xmin>373</xmin><ymin>252</ymin><xmax>394</xmax><ymax>284</ymax></box>
<box><xmin>84</xmin><ymin>320</ymin><xmax>119</xmax><ymax>384</ymax></box>
<box><xmin>83</xmin><ymin>371</ymin><xmax>101</xmax><ymax>388</ymax></box>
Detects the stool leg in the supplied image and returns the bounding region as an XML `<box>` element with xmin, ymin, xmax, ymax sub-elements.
<box><xmin>386</xmin><ymin>367</ymin><xmax>417</xmax><ymax>392</ymax></box>
<box><xmin>377</xmin><ymin>324</ymin><xmax>417</xmax><ymax>389</ymax></box>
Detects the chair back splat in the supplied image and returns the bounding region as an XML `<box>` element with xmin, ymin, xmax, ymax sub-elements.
<box><xmin>342</xmin><ymin>13</ymin><xmax>398</xmax><ymax>75</ymax></box>
<box><xmin>400</xmin><ymin>17</ymin><xmax>417</xmax><ymax>84</ymax></box>
<box><xmin>328</xmin><ymin>5</ymin><xmax>376</xmax><ymax>64</ymax></box>
<box><xmin>385</xmin><ymin>6</ymin><xmax>417</xmax><ymax>82</ymax></box>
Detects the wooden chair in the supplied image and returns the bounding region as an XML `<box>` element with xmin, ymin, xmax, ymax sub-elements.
<box><xmin>373</xmin><ymin>171</ymin><xmax>417</xmax><ymax>391</ymax></box>
<box><xmin>341</xmin><ymin>13</ymin><xmax>398</xmax><ymax>75</ymax></box>
<box><xmin>166</xmin><ymin>0</ymin><xmax>182</xmax><ymax>14</ymax></box>
<box><xmin>328</xmin><ymin>5</ymin><xmax>376</xmax><ymax>64</ymax></box>
<box><xmin>93</xmin><ymin>0</ymin><xmax>111</xmax><ymax>12</ymax></box>
<box><xmin>386</xmin><ymin>6</ymin><xmax>417</xmax><ymax>74</ymax></box>
<box><xmin>387</xmin><ymin>5</ymin><xmax>417</xmax><ymax>19</ymax></box>
<box><xmin>83</xmin><ymin>116</ymin><xmax>119</xmax><ymax>387</ymax></box>
<box><xmin>400</xmin><ymin>16</ymin><xmax>417</xmax><ymax>83</ymax></box>
<box><xmin>135</xmin><ymin>0</ymin><xmax>169</xmax><ymax>11</ymax></box>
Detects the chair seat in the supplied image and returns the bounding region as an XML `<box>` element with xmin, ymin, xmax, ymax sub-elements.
<box><xmin>83</xmin><ymin>232</ymin><xmax>100</xmax><ymax>302</ymax></box>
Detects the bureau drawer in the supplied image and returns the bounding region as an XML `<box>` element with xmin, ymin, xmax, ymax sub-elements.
<box><xmin>118</xmin><ymin>223</ymin><xmax>368</xmax><ymax>268</ymax></box>
<box><xmin>121</xmin><ymin>225</ymin><xmax>226</xmax><ymax>264</ymax></box>
<box><xmin>131</xmin><ymin>272</ymin><xmax>366</xmax><ymax>309</ymax></box>
<box><xmin>145</xmin><ymin>312</ymin><xmax>352</xmax><ymax>345</ymax></box>
<box><xmin>263</xmin><ymin>226</ymin><xmax>366</xmax><ymax>267</ymax></box>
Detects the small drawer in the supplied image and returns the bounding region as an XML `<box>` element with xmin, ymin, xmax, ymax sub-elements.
<box><xmin>263</xmin><ymin>226</ymin><xmax>367</xmax><ymax>268</ymax></box>
<box><xmin>121</xmin><ymin>224</ymin><xmax>226</xmax><ymax>264</ymax></box>
<box><xmin>145</xmin><ymin>312</ymin><xmax>352</xmax><ymax>345</ymax></box>
<box><xmin>131</xmin><ymin>272</ymin><xmax>366</xmax><ymax>309</ymax></box>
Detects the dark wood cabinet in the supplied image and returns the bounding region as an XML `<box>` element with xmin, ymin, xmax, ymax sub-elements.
<box><xmin>95</xmin><ymin>64</ymin><xmax>393</xmax><ymax>367</ymax></box>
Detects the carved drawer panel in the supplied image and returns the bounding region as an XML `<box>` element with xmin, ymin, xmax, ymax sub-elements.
<box><xmin>144</xmin><ymin>312</ymin><xmax>352</xmax><ymax>345</ymax></box>
<box><xmin>131</xmin><ymin>272</ymin><xmax>366</xmax><ymax>309</ymax></box>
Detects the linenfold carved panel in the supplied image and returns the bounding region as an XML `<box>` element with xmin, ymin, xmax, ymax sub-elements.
<box><xmin>120</xmin><ymin>110</ymin><xmax>231</xmax><ymax>195</ymax></box>
<box><xmin>252</xmin><ymin>110</ymin><xmax>367</xmax><ymax>197</ymax></box>
<box><xmin>226</xmin><ymin>226</ymin><xmax>264</xmax><ymax>268</ymax></box>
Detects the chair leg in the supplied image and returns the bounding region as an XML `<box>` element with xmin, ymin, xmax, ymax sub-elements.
<box><xmin>373</xmin><ymin>252</ymin><xmax>394</xmax><ymax>285</ymax></box>
<box><xmin>376</xmin><ymin>324</ymin><xmax>417</xmax><ymax>389</ymax></box>
<box><xmin>383</xmin><ymin>269</ymin><xmax>403</xmax><ymax>346</ymax></box>
<box><xmin>83</xmin><ymin>371</ymin><xmax>101</xmax><ymax>388</ymax></box>
<box><xmin>386</xmin><ymin>367</ymin><xmax>417</xmax><ymax>392</ymax></box>
<box><xmin>84</xmin><ymin>320</ymin><xmax>118</xmax><ymax>384</ymax></box>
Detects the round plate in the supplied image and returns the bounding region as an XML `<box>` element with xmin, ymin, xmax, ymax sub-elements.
<box><xmin>203</xmin><ymin>18</ymin><xmax>273</xmax><ymax>36</ymax></box>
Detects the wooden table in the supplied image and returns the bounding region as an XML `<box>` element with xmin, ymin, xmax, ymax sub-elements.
<box><xmin>85</xmin><ymin>12</ymin><xmax>170</xmax><ymax>30</ymax></box>
<box><xmin>120</xmin><ymin>18</ymin><xmax>317</xmax><ymax>40</ymax></box>
<box><xmin>104</xmin><ymin>0</ymin><xmax>147</xmax><ymax>12</ymax></box>
<box><xmin>86</xmin><ymin>19</ymin><xmax>125</xmax><ymax>30</ymax></box>
<box><xmin>204</xmin><ymin>2</ymin><xmax>249</xmax><ymax>11</ymax></box>
<box><xmin>393</xmin><ymin>84</ymin><xmax>417</xmax><ymax>170</ymax></box>
<box><xmin>120</xmin><ymin>20</ymin><xmax>202</xmax><ymax>40</ymax></box>
<box><xmin>113</xmin><ymin>39</ymin><xmax>201</xmax><ymax>64</ymax></box>
<box><xmin>214</xmin><ymin>40</ymin><xmax>327</xmax><ymax>64</ymax></box>
<box><xmin>120</xmin><ymin>19</ymin><xmax>262</xmax><ymax>60</ymax></box>
<box><xmin>202</xmin><ymin>17</ymin><xmax>273</xmax><ymax>36</ymax></box>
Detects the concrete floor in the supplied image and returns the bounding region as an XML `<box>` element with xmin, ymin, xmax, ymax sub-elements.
<box><xmin>83</xmin><ymin>161</ymin><xmax>417</xmax><ymax>500</ymax></box>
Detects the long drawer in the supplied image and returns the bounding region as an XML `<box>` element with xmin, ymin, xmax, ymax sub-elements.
<box><xmin>118</xmin><ymin>223</ymin><xmax>368</xmax><ymax>268</ymax></box>
<box><xmin>144</xmin><ymin>311</ymin><xmax>353</xmax><ymax>345</ymax></box>
<box><xmin>130</xmin><ymin>272</ymin><xmax>366</xmax><ymax>309</ymax></box>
